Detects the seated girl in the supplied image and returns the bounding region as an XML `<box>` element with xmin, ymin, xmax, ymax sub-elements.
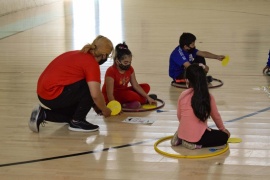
<box><xmin>102</xmin><ymin>42</ymin><xmax>156</xmax><ymax>109</ymax></box>
<box><xmin>171</xmin><ymin>64</ymin><xmax>230</xmax><ymax>149</ymax></box>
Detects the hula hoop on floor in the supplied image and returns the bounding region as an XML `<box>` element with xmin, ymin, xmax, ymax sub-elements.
<box><xmin>171</xmin><ymin>78</ymin><xmax>223</xmax><ymax>89</ymax></box>
<box><xmin>122</xmin><ymin>98</ymin><xmax>165</xmax><ymax>112</ymax></box>
<box><xmin>154</xmin><ymin>135</ymin><xmax>229</xmax><ymax>159</ymax></box>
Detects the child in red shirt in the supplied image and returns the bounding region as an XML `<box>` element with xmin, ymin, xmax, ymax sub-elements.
<box><xmin>102</xmin><ymin>42</ymin><xmax>156</xmax><ymax>109</ymax></box>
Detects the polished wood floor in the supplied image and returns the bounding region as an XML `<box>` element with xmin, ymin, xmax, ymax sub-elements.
<box><xmin>1</xmin><ymin>0</ymin><xmax>270</xmax><ymax>179</ymax></box>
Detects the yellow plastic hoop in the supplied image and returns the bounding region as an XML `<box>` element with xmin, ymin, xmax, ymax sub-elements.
<box><xmin>154</xmin><ymin>135</ymin><xmax>229</xmax><ymax>159</ymax></box>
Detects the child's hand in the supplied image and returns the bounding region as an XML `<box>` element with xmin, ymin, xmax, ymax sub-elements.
<box><xmin>147</xmin><ymin>96</ymin><xmax>157</xmax><ymax>105</ymax></box>
<box><xmin>217</xmin><ymin>55</ymin><xmax>225</xmax><ymax>61</ymax></box>
<box><xmin>223</xmin><ymin>128</ymin><xmax>231</xmax><ymax>138</ymax></box>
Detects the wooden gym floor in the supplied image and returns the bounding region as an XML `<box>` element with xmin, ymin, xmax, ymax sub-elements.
<box><xmin>0</xmin><ymin>0</ymin><xmax>270</xmax><ymax>179</ymax></box>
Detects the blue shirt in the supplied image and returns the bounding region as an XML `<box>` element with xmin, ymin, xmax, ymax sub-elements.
<box><xmin>169</xmin><ymin>46</ymin><xmax>198</xmax><ymax>79</ymax></box>
<box><xmin>267</xmin><ymin>50</ymin><xmax>270</xmax><ymax>66</ymax></box>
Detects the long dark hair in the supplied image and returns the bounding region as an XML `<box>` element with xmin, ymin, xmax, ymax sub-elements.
<box><xmin>185</xmin><ymin>64</ymin><xmax>211</xmax><ymax>122</ymax></box>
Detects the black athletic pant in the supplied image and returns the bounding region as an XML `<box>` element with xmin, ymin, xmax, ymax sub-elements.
<box><xmin>38</xmin><ymin>79</ymin><xmax>94</xmax><ymax>123</ymax></box>
<box><xmin>193</xmin><ymin>55</ymin><xmax>206</xmax><ymax>64</ymax></box>
<box><xmin>196</xmin><ymin>128</ymin><xmax>229</xmax><ymax>147</ymax></box>
<box><xmin>176</xmin><ymin>55</ymin><xmax>206</xmax><ymax>79</ymax></box>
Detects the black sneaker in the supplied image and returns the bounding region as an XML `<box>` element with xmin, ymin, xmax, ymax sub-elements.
<box><xmin>68</xmin><ymin>120</ymin><xmax>99</xmax><ymax>132</ymax></box>
<box><xmin>28</xmin><ymin>105</ymin><xmax>46</xmax><ymax>133</ymax></box>
<box><xmin>149</xmin><ymin>94</ymin><xmax>157</xmax><ymax>100</ymax></box>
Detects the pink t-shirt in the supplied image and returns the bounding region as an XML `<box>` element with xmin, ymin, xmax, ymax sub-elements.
<box><xmin>177</xmin><ymin>88</ymin><xmax>225</xmax><ymax>142</ymax></box>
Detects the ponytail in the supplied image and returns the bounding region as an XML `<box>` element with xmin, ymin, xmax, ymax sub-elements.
<box><xmin>80</xmin><ymin>35</ymin><xmax>114</xmax><ymax>57</ymax></box>
<box><xmin>185</xmin><ymin>64</ymin><xmax>211</xmax><ymax>122</ymax></box>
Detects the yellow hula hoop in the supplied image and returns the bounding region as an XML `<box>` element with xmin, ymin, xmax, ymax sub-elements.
<box><xmin>154</xmin><ymin>135</ymin><xmax>229</xmax><ymax>159</ymax></box>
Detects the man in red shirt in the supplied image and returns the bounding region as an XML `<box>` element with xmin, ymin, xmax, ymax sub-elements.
<box><xmin>29</xmin><ymin>35</ymin><xmax>113</xmax><ymax>132</ymax></box>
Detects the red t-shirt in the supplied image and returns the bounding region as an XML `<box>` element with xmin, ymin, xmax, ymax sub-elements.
<box><xmin>102</xmin><ymin>64</ymin><xmax>134</xmax><ymax>100</ymax></box>
<box><xmin>37</xmin><ymin>50</ymin><xmax>101</xmax><ymax>100</ymax></box>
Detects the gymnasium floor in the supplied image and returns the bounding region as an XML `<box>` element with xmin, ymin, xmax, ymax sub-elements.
<box><xmin>1</xmin><ymin>0</ymin><xmax>270</xmax><ymax>179</ymax></box>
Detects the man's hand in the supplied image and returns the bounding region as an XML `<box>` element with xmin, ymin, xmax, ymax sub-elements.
<box><xmin>102</xmin><ymin>107</ymin><xmax>112</xmax><ymax>117</ymax></box>
<box><xmin>93</xmin><ymin>104</ymin><xmax>102</xmax><ymax>115</ymax></box>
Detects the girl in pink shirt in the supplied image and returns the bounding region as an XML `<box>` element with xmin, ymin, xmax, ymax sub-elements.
<box><xmin>171</xmin><ymin>64</ymin><xmax>230</xmax><ymax>149</ymax></box>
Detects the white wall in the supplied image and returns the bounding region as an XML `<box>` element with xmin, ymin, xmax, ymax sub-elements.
<box><xmin>0</xmin><ymin>0</ymin><xmax>63</xmax><ymax>16</ymax></box>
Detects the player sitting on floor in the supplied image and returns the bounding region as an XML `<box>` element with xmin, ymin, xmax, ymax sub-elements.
<box><xmin>169</xmin><ymin>32</ymin><xmax>225</xmax><ymax>85</ymax></box>
<box><xmin>102</xmin><ymin>42</ymin><xmax>157</xmax><ymax>109</ymax></box>
<box><xmin>262</xmin><ymin>50</ymin><xmax>270</xmax><ymax>75</ymax></box>
<box><xmin>171</xmin><ymin>64</ymin><xmax>230</xmax><ymax>149</ymax></box>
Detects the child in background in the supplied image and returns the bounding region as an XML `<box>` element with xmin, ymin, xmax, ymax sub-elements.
<box><xmin>262</xmin><ymin>50</ymin><xmax>270</xmax><ymax>75</ymax></box>
<box><xmin>102</xmin><ymin>42</ymin><xmax>156</xmax><ymax>109</ymax></box>
<box><xmin>169</xmin><ymin>32</ymin><xmax>225</xmax><ymax>84</ymax></box>
<box><xmin>171</xmin><ymin>64</ymin><xmax>230</xmax><ymax>149</ymax></box>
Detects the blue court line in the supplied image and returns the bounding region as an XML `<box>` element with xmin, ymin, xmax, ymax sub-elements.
<box><xmin>1</xmin><ymin>106</ymin><xmax>270</xmax><ymax>168</ymax></box>
<box><xmin>225</xmin><ymin>106</ymin><xmax>270</xmax><ymax>123</ymax></box>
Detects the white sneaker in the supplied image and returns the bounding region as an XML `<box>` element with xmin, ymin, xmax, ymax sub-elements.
<box><xmin>171</xmin><ymin>131</ymin><xmax>182</xmax><ymax>146</ymax></box>
<box><xmin>182</xmin><ymin>140</ymin><xmax>202</xmax><ymax>150</ymax></box>
<box><xmin>28</xmin><ymin>105</ymin><xmax>46</xmax><ymax>133</ymax></box>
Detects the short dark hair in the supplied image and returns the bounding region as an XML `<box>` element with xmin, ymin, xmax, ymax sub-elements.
<box><xmin>179</xmin><ymin>33</ymin><xmax>196</xmax><ymax>48</ymax></box>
